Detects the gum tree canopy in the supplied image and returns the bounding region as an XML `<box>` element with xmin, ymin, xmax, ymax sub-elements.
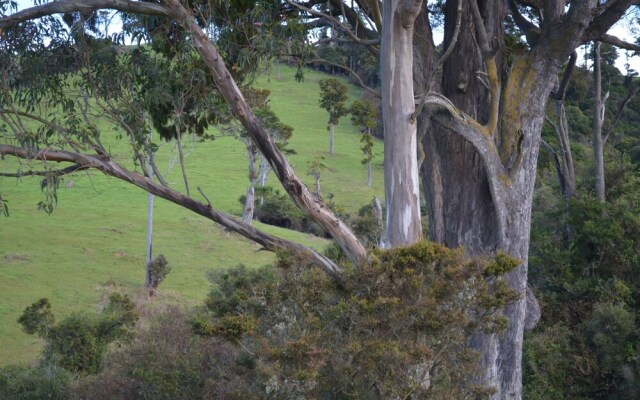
<box><xmin>1</xmin><ymin>1</ymin><xmax>639</xmax><ymax>399</ymax></box>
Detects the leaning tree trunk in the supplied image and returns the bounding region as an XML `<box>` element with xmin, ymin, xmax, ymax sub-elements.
<box><xmin>381</xmin><ymin>0</ymin><xmax>423</xmax><ymax>248</ymax></box>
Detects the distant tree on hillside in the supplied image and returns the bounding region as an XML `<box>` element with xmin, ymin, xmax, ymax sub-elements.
<box><xmin>318</xmin><ymin>78</ymin><xmax>349</xmax><ymax>155</ymax></box>
<box><xmin>350</xmin><ymin>99</ymin><xmax>377</xmax><ymax>187</ymax></box>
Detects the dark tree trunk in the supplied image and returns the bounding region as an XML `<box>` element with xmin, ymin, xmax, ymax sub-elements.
<box><xmin>423</xmin><ymin>0</ymin><xmax>504</xmax><ymax>255</ymax></box>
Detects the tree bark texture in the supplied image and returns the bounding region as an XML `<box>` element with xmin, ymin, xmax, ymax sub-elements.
<box><xmin>421</xmin><ymin>2</ymin><xmax>598</xmax><ymax>398</ymax></box>
<box><xmin>381</xmin><ymin>0</ymin><xmax>423</xmax><ymax>248</ymax></box>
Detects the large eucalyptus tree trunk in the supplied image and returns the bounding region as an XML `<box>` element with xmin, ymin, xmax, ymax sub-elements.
<box><xmin>381</xmin><ymin>0</ymin><xmax>423</xmax><ymax>248</ymax></box>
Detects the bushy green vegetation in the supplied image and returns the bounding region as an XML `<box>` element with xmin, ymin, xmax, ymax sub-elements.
<box><xmin>0</xmin><ymin>242</ymin><xmax>518</xmax><ymax>399</ymax></box>
<box><xmin>525</xmin><ymin>164</ymin><xmax>640</xmax><ymax>399</ymax></box>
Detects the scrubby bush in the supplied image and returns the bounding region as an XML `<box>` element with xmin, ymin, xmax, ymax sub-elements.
<box><xmin>191</xmin><ymin>241</ymin><xmax>518</xmax><ymax>399</ymax></box>
<box><xmin>0</xmin><ymin>364</ymin><xmax>70</xmax><ymax>400</ymax></box>
<box><xmin>147</xmin><ymin>254</ymin><xmax>171</xmax><ymax>289</ymax></box>
<box><xmin>71</xmin><ymin>307</ymin><xmax>265</xmax><ymax>400</ymax></box>
<box><xmin>526</xmin><ymin>156</ymin><xmax>640</xmax><ymax>399</ymax></box>
<box><xmin>56</xmin><ymin>242</ymin><xmax>518</xmax><ymax>399</ymax></box>
<box><xmin>17</xmin><ymin>294</ymin><xmax>138</xmax><ymax>374</ymax></box>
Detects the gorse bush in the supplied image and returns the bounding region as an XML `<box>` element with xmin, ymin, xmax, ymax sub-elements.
<box><xmin>192</xmin><ymin>241</ymin><xmax>519</xmax><ymax>399</ymax></box>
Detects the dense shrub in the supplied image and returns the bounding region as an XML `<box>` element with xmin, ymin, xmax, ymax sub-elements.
<box><xmin>526</xmin><ymin>157</ymin><xmax>640</xmax><ymax>399</ymax></box>
<box><xmin>71</xmin><ymin>307</ymin><xmax>264</xmax><ymax>400</ymax></box>
<box><xmin>191</xmin><ymin>241</ymin><xmax>518</xmax><ymax>399</ymax></box>
<box><xmin>48</xmin><ymin>242</ymin><xmax>518</xmax><ymax>399</ymax></box>
<box><xmin>147</xmin><ymin>254</ymin><xmax>171</xmax><ymax>289</ymax></box>
<box><xmin>0</xmin><ymin>364</ymin><xmax>70</xmax><ymax>400</ymax></box>
<box><xmin>17</xmin><ymin>294</ymin><xmax>138</xmax><ymax>374</ymax></box>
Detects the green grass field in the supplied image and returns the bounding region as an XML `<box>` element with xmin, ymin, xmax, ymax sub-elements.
<box><xmin>0</xmin><ymin>65</ymin><xmax>384</xmax><ymax>366</ymax></box>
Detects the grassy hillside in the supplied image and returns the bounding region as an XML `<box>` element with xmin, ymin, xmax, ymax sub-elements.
<box><xmin>0</xmin><ymin>65</ymin><xmax>384</xmax><ymax>366</ymax></box>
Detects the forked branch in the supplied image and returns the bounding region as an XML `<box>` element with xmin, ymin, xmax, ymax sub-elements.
<box><xmin>470</xmin><ymin>0</ymin><xmax>501</xmax><ymax>135</ymax></box>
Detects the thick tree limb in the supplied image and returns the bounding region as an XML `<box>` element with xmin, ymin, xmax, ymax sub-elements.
<box><xmin>424</xmin><ymin>92</ymin><xmax>508</xmax><ymax>240</ymax></box>
<box><xmin>0</xmin><ymin>0</ymin><xmax>170</xmax><ymax>30</ymax></box>
<box><xmin>585</xmin><ymin>0</ymin><xmax>640</xmax><ymax>41</ymax></box>
<box><xmin>508</xmin><ymin>0</ymin><xmax>540</xmax><ymax>38</ymax></box>
<box><xmin>470</xmin><ymin>0</ymin><xmax>501</xmax><ymax>135</ymax></box>
<box><xmin>0</xmin><ymin>144</ymin><xmax>343</xmax><ymax>276</ymax></box>
<box><xmin>598</xmin><ymin>33</ymin><xmax>640</xmax><ymax>51</ymax></box>
<box><xmin>551</xmin><ymin>51</ymin><xmax>577</xmax><ymax>101</ymax></box>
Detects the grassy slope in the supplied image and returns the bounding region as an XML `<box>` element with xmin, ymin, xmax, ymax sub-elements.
<box><xmin>0</xmin><ymin>65</ymin><xmax>384</xmax><ymax>366</ymax></box>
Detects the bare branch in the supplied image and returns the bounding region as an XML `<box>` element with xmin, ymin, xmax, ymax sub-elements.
<box><xmin>0</xmin><ymin>163</ymin><xmax>87</xmax><ymax>178</ymax></box>
<box><xmin>165</xmin><ymin>0</ymin><xmax>369</xmax><ymax>267</ymax></box>
<box><xmin>0</xmin><ymin>144</ymin><xmax>343</xmax><ymax>277</ymax></box>
<box><xmin>470</xmin><ymin>0</ymin><xmax>501</xmax><ymax>134</ymax></box>
<box><xmin>306</xmin><ymin>58</ymin><xmax>380</xmax><ymax>97</ymax></box>
<box><xmin>604</xmin><ymin>84</ymin><xmax>640</xmax><ymax>143</ymax></box>
<box><xmin>541</xmin><ymin>126</ymin><xmax>567</xmax><ymax>197</ymax></box>
<box><xmin>285</xmin><ymin>0</ymin><xmax>379</xmax><ymax>47</ymax></box>
<box><xmin>598</xmin><ymin>33</ymin><xmax>640</xmax><ymax>51</ymax></box>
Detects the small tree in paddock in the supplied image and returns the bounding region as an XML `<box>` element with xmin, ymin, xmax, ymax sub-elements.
<box><xmin>318</xmin><ymin>78</ymin><xmax>349</xmax><ymax>155</ymax></box>
<box><xmin>350</xmin><ymin>99</ymin><xmax>378</xmax><ymax>186</ymax></box>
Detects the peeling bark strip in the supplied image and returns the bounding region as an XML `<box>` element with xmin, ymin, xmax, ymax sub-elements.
<box><xmin>381</xmin><ymin>0</ymin><xmax>423</xmax><ymax>248</ymax></box>
<box><xmin>0</xmin><ymin>145</ymin><xmax>342</xmax><ymax>276</ymax></box>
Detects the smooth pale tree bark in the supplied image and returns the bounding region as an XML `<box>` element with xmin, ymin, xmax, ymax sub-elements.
<box><xmin>593</xmin><ymin>41</ymin><xmax>606</xmax><ymax>203</ymax></box>
<box><xmin>242</xmin><ymin>142</ymin><xmax>258</xmax><ymax>225</ymax></box>
<box><xmin>328</xmin><ymin>123</ymin><xmax>335</xmax><ymax>154</ymax></box>
<box><xmin>547</xmin><ymin>100</ymin><xmax>576</xmax><ymax>200</ymax></box>
<box><xmin>258</xmin><ymin>155</ymin><xmax>270</xmax><ymax>205</ymax></box>
<box><xmin>145</xmin><ymin>157</ymin><xmax>154</xmax><ymax>290</ymax></box>
<box><xmin>381</xmin><ymin>0</ymin><xmax>423</xmax><ymax>248</ymax></box>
